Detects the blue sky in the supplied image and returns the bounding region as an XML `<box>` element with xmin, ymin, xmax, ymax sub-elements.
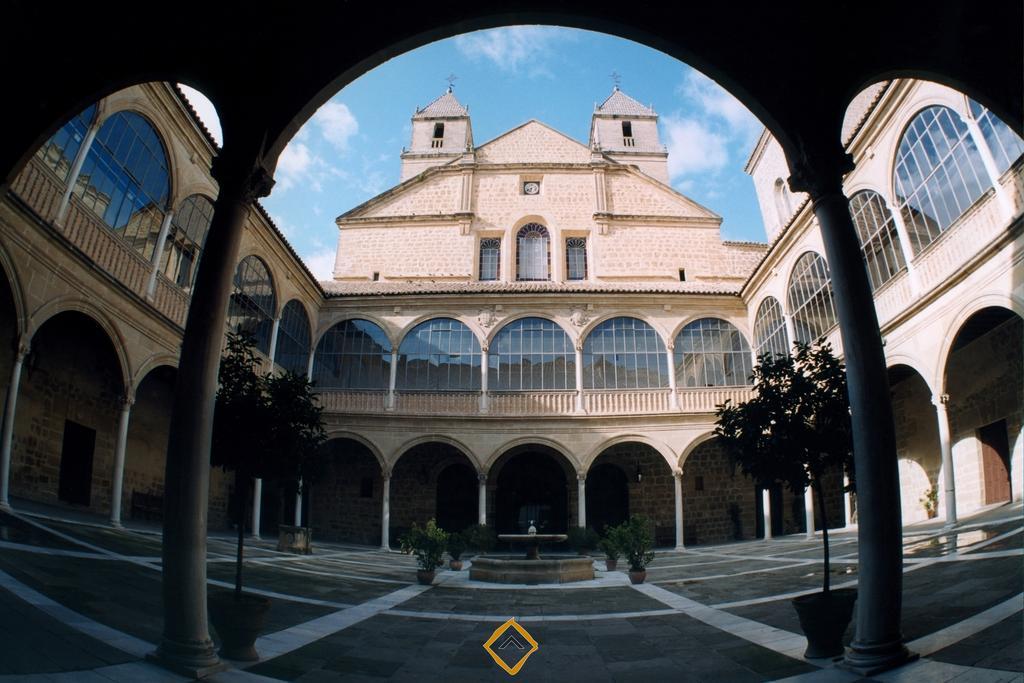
<box><xmin>182</xmin><ymin>26</ymin><xmax>768</xmax><ymax>280</ymax></box>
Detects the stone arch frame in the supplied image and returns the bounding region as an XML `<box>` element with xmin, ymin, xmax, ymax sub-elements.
<box><xmin>395</xmin><ymin>313</ymin><xmax>487</xmax><ymax>351</ymax></box>
<box><xmin>391</xmin><ymin>434</ymin><xmax>480</xmax><ymax>474</ymax></box>
<box><xmin>483</xmin><ymin>312</ymin><xmax>574</xmax><ymax>350</ymax></box>
<box><xmin>27</xmin><ymin>297</ymin><xmax>132</xmax><ymax>390</ymax></box>
<box><xmin>130</xmin><ymin>353</ymin><xmax>179</xmax><ymax>398</ymax></box>
<box><xmin>323</xmin><ymin>430</ymin><xmax>388</xmax><ymax>474</ymax></box>
<box><xmin>937</xmin><ymin>294</ymin><xmax>1024</xmax><ymax>393</ymax></box>
<box><xmin>0</xmin><ymin>235</ymin><xmax>28</xmax><ymax>338</ymax></box>
<box><xmin>511</xmin><ymin>214</ymin><xmax>555</xmax><ymax>282</ymax></box>
<box><xmin>89</xmin><ymin>102</ymin><xmax>178</xmax><ymax>213</ymax></box>
<box><xmin>677</xmin><ymin>431</ymin><xmax>719</xmax><ymax>470</ymax></box>
<box><xmin>576</xmin><ymin>311</ymin><xmax>670</xmax><ymax>352</ymax></box>
<box><xmin>667</xmin><ymin>314</ymin><xmax>755</xmax><ymax>352</ymax></box>
<box><xmin>483</xmin><ymin>436</ymin><xmax>579</xmax><ymax>477</ymax></box>
<box><xmin>312</xmin><ymin>313</ymin><xmax>397</xmax><ymax>353</ymax></box>
<box><xmin>884</xmin><ymin>354</ymin><xmax>937</xmax><ymax>398</ymax></box>
<box><xmin>583</xmin><ymin>434</ymin><xmax>677</xmax><ymax>474</ymax></box>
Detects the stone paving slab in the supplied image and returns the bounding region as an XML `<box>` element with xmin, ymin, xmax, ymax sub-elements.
<box><xmin>657</xmin><ymin>561</ymin><xmax>860</xmax><ymax>605</ymax></box>
<box><xmin>929</xmin><ymin>609</ymin><xmax>1023</xmax><ymax>671</ymax></box>
<box><xmin>206</xmin><ymin>563</ymin><xmax>404</xmax><ymax>606</ymax></box>
<box><xmin>398</xmin><ymin>586</ymin><xmax>666</xmax><ymax>615</ymax></box>
<box><xmin>41</xmin><ymin>520</ymin><xmax>164</xmax><ymax>557</ymax></box>
<box><xmin>0</xmin><ymin>510</ymin><xmax>83</xmax><ymax>551</ymax></box>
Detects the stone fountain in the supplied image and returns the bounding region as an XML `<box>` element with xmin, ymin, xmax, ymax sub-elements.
<box><xmin>469</xmin><ymin>522</ymin><xmax>595</xmax><ymax>584</ymax></box>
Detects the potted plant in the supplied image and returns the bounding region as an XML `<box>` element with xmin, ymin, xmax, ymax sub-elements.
<box><xmin>598</xmin><ymin>536</ymin><xmax>621</xmax><ymax>571</ymax></box>
<box><xmin>567</xmin><ymin>526</ymin><xmax>599</xmax><ymax>555</ymax></box>
<box><xmin>608</xmin><ymin>515</ymin><xmax>655</xmax><ymax>583</ymax></box>
<box><xmin>447</xmin><ymin>530</ymin><xmax>468</xmax><ymax>570</ymax></box>
<box><xmin>716</xmin><ymin>341</ymin><xmax>857</xmax><ymax>659</ymax></box>
<box><xmin>209</xmin><ymin>332</ymin><xmax>326</xmax><ymax>661</ymax></box>
<box><xmin>400</xmin><ymin>519</ymin><xmax>448</xmax><ymax>584</ymax></box>
<box><xmin>465</xmin><ymin>524</ymin><xmax>496</xmax><ymax>556</ymax></box>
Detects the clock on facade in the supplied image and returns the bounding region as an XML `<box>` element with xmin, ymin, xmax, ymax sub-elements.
<box><xmin>523</xmin><ymin>181</ymin><xmax>540</xmax><ymax>195</ymax></box>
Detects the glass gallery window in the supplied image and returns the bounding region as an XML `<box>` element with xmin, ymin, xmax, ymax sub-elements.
<box><xmin>274</xmin><ymin>300</ymin><xmax>312</xmax><ymax>376</ymax></box>
<box><xmin>397</xmin><ymin>318</ymin><xmax>481</xmax><ymax>391</ymax></box>
<box><xmin>162</xmin><ymin>194</ymin><xmax>213</xmax><ymax>288</ymax></box>
<box><xmin>787</xmin><ymin>252</ymin><xmax>837</xmax><ymax>344</ymax></box>
<box><xmin>582</xmin><ymin>317</ymin><xmax>669</xmax><ymax>390</ymax></box>
<box><xmin>674</xmin><ymin>318</ymin><xmax>753</xmax><ymax>387</ymax></box>
<box><xmin>516</xmin><ymin>223</ymin><xmax>550</xmax><ymax>281</ymax></box>
<box><xmin>752</xmin><ymin>296</ymin><xmax>789</xmax><ymax>358</ymax></box>
<box><xmin>312</xmin><ymin>319</ymin><xmax>392</xmax><ymax>389</ymax></box>
<box><xmin>227</xmin><ymin>255</ymin><xmax>276</xmax><ymax>354</ymax></box>
<box><xmin>968</xmin><ymin>99</ymin><xmax>1024</xmax><ymax>174</ymax></box>
<box><xmin>36</xmin><ymin>103</ymin><xmax>97</xmax><ymax>180</ymax></box>
<box><xmin>490</xmin><ymin>318</ymin><xmax>575</xmax><ymax>391</ymax></box>
<box><xmin>849</xmin><ymin>190</ymin><xmax>906</xmax><ymax>292</ymax></box>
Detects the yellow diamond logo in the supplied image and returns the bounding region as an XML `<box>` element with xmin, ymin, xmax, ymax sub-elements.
<box><xmin>483</xmin><ymin>617</ymin><xmax>539</xmax><ymax>676</ymax></box>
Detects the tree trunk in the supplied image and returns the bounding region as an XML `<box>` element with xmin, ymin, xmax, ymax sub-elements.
<box><xmin>235</xmin><ymin>471</ymin><xmax>247</xmax><ymax>598</ymax></box>
<box><xmin>813</xmin><ymin>478</ymin><xmax>830</xmax><ymax>593</ymax></box>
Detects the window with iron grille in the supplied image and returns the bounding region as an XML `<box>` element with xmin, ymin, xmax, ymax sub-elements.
<box><xmin>849</xmin><ymin>190</ymin><xmax>906</xmax><ymax>292</ymax></box>
<box><xmin>582</xmin><ymin>317</ymin><xmax>669</xmax><ymax>389</ymax></box>
<box><xmin>479</xmin><ymin>238</ymin><xmax>501</xmax><ymax>280</ymax></box>
<box><xmin>516</xmin><ymin>223</ymin><xmax>550</xmax><ymax>281</ymax></box>
<box><xmin>566</xmin><ymin>237</ymin><xmax>587</xmax><ymax>280</ymax></box>
<box><xmin>490</xmin><ymin>318</ymin><xmax>575</xmax><ymax>391</ymax></box>
<box><xmin>674</xmin><ymin>318</ymin><xmax>753</xmax><ymax>387</ymax></box>
<box><xmin>397</xmin><ymin>318</ymin><xmax>481</xmax><ymax>391</ymax></box>
<box><xmin>752</xmin><ymin>296</ymin><xmax>789</xmax><ymax>358</ymax></box>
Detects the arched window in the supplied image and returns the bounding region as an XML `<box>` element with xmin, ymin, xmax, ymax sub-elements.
<box><xmin>894</xmin><ymin>105</ymin><xmax>990</xmax><ymax>255</ymax></box>
<box><xmin>582</xmin><ymin>317</ymin><xmax>668</xmax><ymax>390</ymax></box>
<box><xmin>312</xmin><ymin>319</ymin><xmax>391</xmax><ymax>389</ymax></box>
<box><xmin>74</xmin><ymin>111</ymin><xmax>171</xmax><ymax>262</ymax></box>
<box><xmin>968</xmin><ymin>99</ymin><xmax>1024</xmax><ymax>174</ymax></box>
<box><xmin>516</xmin><ymin>223</ymin><xmax>550</xmax><ymax>281</ymax></box>
<box><xmin>752</xmin><ymin>297</ymin><xmax>789</xmax><ymax>358</ymax></box>
<box><xmin>849</xmin><ymin>190</ymin><xmax>906</xmax><ymax>292</ymax></box>
<box><xmin>490</xmin><ymin>318</ymin><xmax>575</xmax><ymax>391</ymax></box>
<box><xmin>275</xmin><ymin>300</ymin><xmax>311</xmax><ymax>376</ymax></box>
<box><xmin>674</xmin><ymin>318</ymin><xmax>753</xmax><ymax>387</ymax></box>
<box><xmin>787</xmin><ymin>252</ymin><xmax>837</xmax><ymax>344</ymax></box>
<box><xmin>228</xmin><ymin>256</ymin><xmax>276</xmax><ymax>354</ymax></box>
<box><xmin>162</xmin><ymin>194</ymin><xmax>213</xmax><ymax>288</ymax></box>
<box><xmin>37</xmin><ymin>104</ymin><xmax>97</xmax><ymax>181</ymax></box>
<box><xmin>479</xmin><ymin>238</ymin><xmax>500</xmax><ymax>281</ymax></box>
<box><xmin>397</xmin><ymin>318</ymin><xmax>481</xmax><ymax>391</ymax></box>
<box><xmin>566</xmin><ymin>237</ymin><xmax>587</xmax><ymax>280</ymax></box>
<box><xmin>773</xmin><ymin>177</ymin><xmax>792</xmax><ymax>227</ymax></box>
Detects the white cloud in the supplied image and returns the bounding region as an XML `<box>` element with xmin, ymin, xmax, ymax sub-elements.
<box><xmin>314</xmin><ymin>102</ymin><xmax>359</xmax><ymax>152</ymax></box>
<box><xmin>302</xmin><ymin>247</ymin><xmax>336</xmax><ymax>280</ymax></box>
<box><xmin>454</xmin><ymin>27</ymin><xmax>566</xmax><ymax>74</ymax></box>
<box><xmin>679</xmin><ymin>71</ymin><xmax>761</xmax><ymax>143</ymax></box>
<box><xmin>662</xmin><ymin>116</ymin><xmax>729</xmax><ymax>180</ymax></box>
<box><xmin>274</xmin><ymin>141</ymin><xmax>314</xmax><ymax>192</ymax></box>
<box><xmin>177</xmin><ymin>84</ymin><xmax>223</xmax><ymax>147</ymax></box>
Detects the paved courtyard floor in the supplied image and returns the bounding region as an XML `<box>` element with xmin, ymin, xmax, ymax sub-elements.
<box><xmin>0</xmin><ymin>499</ymin><xmax>1020</xmax><ymax>682</ymax></box>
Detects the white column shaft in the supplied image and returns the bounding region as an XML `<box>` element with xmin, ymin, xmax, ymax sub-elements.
<box><xmin>477</xmin><ymin>475</ymin><xmax>487</xmax><ymax>525</ymax></box>
<box><xmin>882</xmin><ymin>196</ymin><xmax>923</xmax><ymax>294</ymax></box>
<box><xmin>109</xmin><ymin>399</ymin><xmax>132</xmax><ymax>527</ymax></box>
<box><xmin>55</xmin><ymin>123</ymin><xmax>100</xmax><ymax>226</ymax></box>
<box><xmin>674</xmin><ymin>471</ymin><xmax>684</xmax><ymax>550</ymax></box>
<box><xmin>963</xmin><ymin>115</ymin><xmax>1014</xmax><ymax>218</ymax></box>
<box><xmin>479</xmin><ymin>349</ymin><xmax>489</xmax><ymax>413</ymax></box>
<box><xmin>145</xmin><ymin>210</ymin><xmax>175</xmax><ymax>300</ymax></box>
<box><xmin>387</xmin><ymin>350</ymin><xmax>398</xmax><ymax>411</ymax></box>
<box><xmin>666</xmin><ymin>347</ymin><xmax>679</xmax><ymax>410</ymax></box>
<box><xmin>267</xmin><ymin>317</ymin><xmax>282</xmax><ymax>367</ymax></box>
<box><xmin>0</xmin><ymin>346</ymin><xmax>27</xmax><ymax>510</ymax></box>
<box><xmin>577</xmin><ymin>475</ymin><xmax>586</xmax><ymax>528</ymax></box>
<box><xmin>574</xmin><ymin>347</ymin><xmax>584</xmax><ymax>413</ymax></box>
<box><xmin>933</xmin><ymin>397</ymin><xmax>958</xmax><ymax>525</ymax></box>
<box><xmin>804</xmin><ymin>486</ymin><xmax>815</xmax><ymax>539</ymax></box>
<box><xmin>843</xmin><ymin>474</ymin><xmax>853</xmax><ymax>528</ymax></box>
<box><xmin>783</xmin><ymin>313</ymin><xmax>799</xmax><ymax>351</ymax></box>
<box><xmin>761</xmin><ymin>488</ymin><xmax>773</xmax><ymax>540</ymax></box>
<box><xmin>294</xmin><ymin>478</ymin><xmax>303</xmax><ymax>526</ymax></box>
<box><xmin>251</xmin><ymin>478</ymin><xmax>262</xmax><ymax>539</ymax></box>
<box><xmin>381</xmin><ymin>474</ymin><xmax>391</xmax><ymax>550</ymax></box>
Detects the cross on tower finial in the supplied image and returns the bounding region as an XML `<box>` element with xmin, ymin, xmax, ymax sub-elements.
<box><xmin>609</xmin><ymin>71</ymin><xmax>621</xmax><ymax>90</ymax></box>
<box><xmin>446</xmin><ymin>73</ymin><xmax>458</xmax><ymax>92</ymax></box>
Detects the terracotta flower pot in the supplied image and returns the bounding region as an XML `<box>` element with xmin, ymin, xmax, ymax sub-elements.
<box><xmin>449</xmin><ymin>559</ymin><xmax>463</xmax><ymax>571</ymax></box>
<box><xmin>628</xmin><ymin>569</ymin><xmax>646</xmax><ymax>584</ymax></box>
<box><xmin>416</xmin><ymin>569</ymin><xmax>436</xmax><ymax>585</ymax></box>
<box><xmin>208</xmin><ymin>592</ymin><xmax>271</xmax><ymax>661</ymax></box>
<box><xmin>605</xmin><ymin>558</ymin><xmax>618</xmax><ymax>571</ymax></box>
<box><xmin>791</xmin><ymin>588</ymin><xmax>858</xmax><ymax>659</ymax></box>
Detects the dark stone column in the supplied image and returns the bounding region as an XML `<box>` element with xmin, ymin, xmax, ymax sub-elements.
<box><xmin>151</xmin><ymin>154</ymin><xmax>273</xmax><ymax>677</ymax></box>
<box><xmin>791</xmin><ymin>156</ymin><xmax>912</xmax><ymax>675</ymax></box>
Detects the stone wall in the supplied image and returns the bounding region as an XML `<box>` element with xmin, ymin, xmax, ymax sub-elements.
<box><xmin>591</xmin><ymin>443</ymin><xmax>676</xmax><ymax>545</ymax></box>
<box><xmin>389</xmin><ymin>443</ymin><xmax>475</xmax><ymax>536</ymax></box>
<box><xmin>310</xmin><ymin>440</ymin><xmax>383</xmax><ymax>545</ymax></box>
<box><xmin>891</xmin><ymin>369</ymin><xmax>942</xmax><ymax>523</ymax></box>
<box><xmin>475</xmin><ymin>122</ymin><xmax>591</xmax><ymax>165</ymax></box>
<box><xmin>681</xmin><ymin>438</ymin><xmax>758</xmax><ymax>545</ymax></box>
<box><xmin>335</xmin><ymin>224</ymin><xmax>473</xmax><ymax>279</ymax></box>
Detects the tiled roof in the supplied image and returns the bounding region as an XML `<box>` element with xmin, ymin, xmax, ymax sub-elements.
<box><xmin>596</xmin><ymin>88</ymin><xmax>656</xmax><ymax>117</ymax></box>
<box><xmin>321</xmin><ymin>280</ymin><xmax>741</xmax><ymax>297</ymax></box>
<box><xmin>413</xmin><ymin>88</ymin><xmax>469</xmax><ymax>119</ymax></box>
<box><xmin>170</xmin><ymin>84</ymin><xmax>220</xmax><ymax>151</ymax></box>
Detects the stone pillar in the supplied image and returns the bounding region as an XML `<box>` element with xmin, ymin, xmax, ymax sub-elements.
<box><xmin>762</xmin><ymin>488</ymin><xmax>773</xmax><ymax>540</ymax></box>
<box><xmin>153</xmin><ymin>157</ymin><xmax>273</xmax><ymax>676</ymax></box>
<box><xmin>306</xmin><ymin>350</ymin><xmax>316</xmax><ymax>382</ymax></box>
<box><xmin>673</xmin><ymin>469</ymin><xmax>684</xmax><ymax>550</ymax></box>
<box><xmin>932</xmin><ymin>394</ymin><xmax>957</xmax><ymax>526</ymax></box>
<box><xmin>479</xmin><ymin>346</ymin><xmax>489</xmax><ymax>413</ymax></box>
<box><xmin>294</xmin><ymin>479</ymin><xmax>303</xmax><ymax>526</ymax></box>
<box><xmin>843</xmin><ymin>475</ymin><xmax>854</xmax><ymax>528</ymax></box>
<box><xmin>574</xmin><ymin>344</ymin><xmax>585</xmax><ymax>413</ymax></box>
<box><xmin>266</xmin><ymin>317</ymin><xmax>281</xmax><ymax>367</ymax></box>
<box><xmin>54</xmin><ymin>119</ymin><xmax>100</xmax><ymax>226</ymax></box>
<box><xmin>380</xmin><ymin>471</ymin><xmax>391</xmax><ymax>551</ymax></box>
<box><xmin>804</xmin><ymin>486</ymin><xmax>815</xmax><ymax>539</ymax></box>
<box><xmin>386</xmin><ymin>350</ymin><xmax>398</xmax><ymax>411</ymax></box>
<box><xmin>251</xmin><ymin>478</ymin><xmax>262</xmax><ymax>540</ymax></box>
<box><xmin>478</xmin><ymin>472</ymin><xmax>487</xmax><ymax>525</ymax></box>
<box><xmin>0</xmin><ymin>338</ymin><xmax>28</xmax><ymax>512</ymax></box>
<box><xmin>666</xmin><ymin>344</ymin><xmax>679</xmax><ymax>410</ymax></box>
<box><xmin>109</xmin><ymin>394</ymin><xmax>134</xmax><ymax>527</ymax></box>
<box><xmin>881</xmin><ymin>196</ymin><xmax>922</xmax><ymax>294</ymax></box>
<box><xmin>791</xmin><ymin>158</ymin><xmax>910</xmax><ymax>674</ymax></box>
<box><xmin>145</xmin><ymin>210</ymin><xmax>175</xmax><ymax>300</ymax></box>
<box><xmin>577</xmin><ymin>472</ymin><xmax>586</xmax><ymax>528</ymax></box>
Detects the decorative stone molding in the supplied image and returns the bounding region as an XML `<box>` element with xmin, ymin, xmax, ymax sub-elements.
<box><xmin>478</xmin><ymin>306</ymin><xmax>497</xmax><ymax>329</ymax></box>
<box><xmin>569</xmin><ymin>306</ymin><xmax>591</xmax><ymax>327</ymax></box>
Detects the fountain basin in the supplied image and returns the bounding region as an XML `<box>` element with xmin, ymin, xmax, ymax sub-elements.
<box><xmin>469</xmin><ymin>556</ymin><xmax>595</xmax><ymax>584</ymax></box>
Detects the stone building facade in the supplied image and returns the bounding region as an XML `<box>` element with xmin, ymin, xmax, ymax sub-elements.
<box><xmin>0</xmin><ymin>78</ymin><xmax>1019</xmax><ymax>550</ymax></box>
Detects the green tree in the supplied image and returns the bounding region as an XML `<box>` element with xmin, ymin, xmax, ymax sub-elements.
<box><xmin>714</xmin><ymin>341</ymin><xmax>855</xmax><ymax>593</ymax></box>
<box><xmin>212</xmin><ymin>332</ymin><xmax>327</xmax><ymax>597</ymax></box>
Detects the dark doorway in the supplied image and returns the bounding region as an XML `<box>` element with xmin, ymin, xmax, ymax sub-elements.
<box><xmin>436</xmin><ymin>463</ymin><xmax>478</xmax><ymax>533</ymax></box>
<box><xmin>495</xmin><ymin>451</ymin><xmax>568</xmax><ymax>534</ymax></box>
<box><xmin>979</xmin><ymin>419</ymin><xmax>1011</xmax><ymax>504</ymax></box>
<box><xmin>755</xmin><ymin>484</ymin><xmax>786</xmax><ymax>538</ymax></box>
<box><xmin>586</xmin><ymin>463</ymin><xmax>629</xmax><ymax>534</ymax></box>
<box><xmin>58</xmin><ymin>420</ymin><xmax>95</xmax><ymax>506</ymax></box>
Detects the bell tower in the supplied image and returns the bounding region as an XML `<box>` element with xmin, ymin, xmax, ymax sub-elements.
<box><xmin>589</xmin><ymin>87</ymin><xmax>668</xmax><ymax>183</ymax></box>
<box><xmin>400</xmin><ymin>86</ymin><xmax>473</xmax><ymax>182</ymax></box>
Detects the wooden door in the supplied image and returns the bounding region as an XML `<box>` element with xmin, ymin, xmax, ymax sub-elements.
<box><xmin>978</xmin><ymin>420</ymin><xmax>1011</xmax><ymax>504</ymax></box>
